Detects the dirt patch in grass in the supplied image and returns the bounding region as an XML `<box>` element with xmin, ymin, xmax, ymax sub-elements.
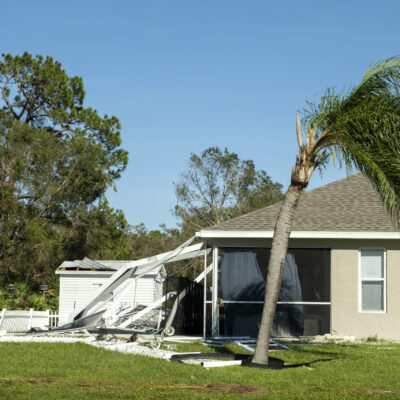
<box><xmin>0</xmin><ymin>377</ymin><xmax>271</xmax><ymax>395</ymax></box>
<box><xmin>1</xmin><ymin>377</ymin><xmax>55</xmax><ymax>385</ymax></box>
<box><xmin>4</xmin><ymin>377</ymin><xmax>400</xmax><ymax>397</ymax></box>
<box><xmin>160</xmin><ymin>383</ymin><xmax>272</xmax><ymax>394</ymax></box>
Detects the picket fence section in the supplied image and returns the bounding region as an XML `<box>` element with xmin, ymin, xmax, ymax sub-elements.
<box><xmin>0</xmin><ymin>309</ymin><xmax>67</xmax><ymax>333</ymax></box>
<box><xmin>48</xmin><ymin>311</ymin><xmax>67</xmax><ymax>328</ymax></box>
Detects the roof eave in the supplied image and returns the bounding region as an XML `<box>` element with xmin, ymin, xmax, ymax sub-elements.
<box><xmin>197</xmin><ymin>230</ymin><xmax>400</xmax><ymax>240</ymax></box>
<box><xmin>55</xmin><ymin>270</ymin><xmax>115</xmax><ymax>275</ymax></box>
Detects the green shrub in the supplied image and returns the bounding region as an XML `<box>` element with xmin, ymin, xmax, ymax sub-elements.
<box><xmin>0</xmin><ymin>282</ymin><xmax>58</xmax><ymax>311</ymax></box>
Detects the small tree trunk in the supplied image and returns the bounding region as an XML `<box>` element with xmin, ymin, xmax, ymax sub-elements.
<box><xmin>252</xmin><ymin>184</ymin><xmax>303</xmax><ymax>364</ymax></box>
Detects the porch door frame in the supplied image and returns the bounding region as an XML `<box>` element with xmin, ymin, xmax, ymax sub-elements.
<box><xmin>208</xmin><ymin>245</ymin><xmax>332</xmax><ymax>338</ymax></box>
<box><xmin>211</xmin><ymin>244</ymin><xmax>219</xmax><ymax>337</ymax></box>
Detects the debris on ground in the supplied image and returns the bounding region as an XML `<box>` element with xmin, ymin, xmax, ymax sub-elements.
<box><xmin>171</xmin><ymin>353</ymin><xmax>285</xmax><ymax>370</ymax></box>
<box><xmin>93</xmin><ymin>341</ymin><xmax>178</xmax><ymax>359</ymax></box>
<box><xmin>313</xmin><ymin>334</ymin><xmax>356</xmax><ymax>343</ymax></box>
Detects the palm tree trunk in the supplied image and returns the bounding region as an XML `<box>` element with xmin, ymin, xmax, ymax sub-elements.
<box><xmin>252</xmin><ymin>184</ymin><xmax>303</xmax><ymax>364</ymax></box>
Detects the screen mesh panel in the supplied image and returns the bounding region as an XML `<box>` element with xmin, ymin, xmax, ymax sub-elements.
<box><xmin>218</xmin><ymin>247</ymin><xmax>331</xmax><ymax>337</ymax></box>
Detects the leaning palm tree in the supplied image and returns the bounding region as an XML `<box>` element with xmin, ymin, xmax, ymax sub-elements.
<box><xmin>253</xmin><ymin>58</ymin><xmax>400</xmax><ymax>365</ymax></box>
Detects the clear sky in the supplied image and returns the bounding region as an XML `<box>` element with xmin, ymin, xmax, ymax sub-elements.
<box><xmin>2</xmin><ymin>1</ymin><xmax>400</xmax><ymax>229</ymax></box>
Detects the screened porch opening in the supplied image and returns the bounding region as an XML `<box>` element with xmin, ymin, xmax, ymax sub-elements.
<box><xmin>218</xmin><ymin>248</ymin><xmax>331</xmax><ymax>338</ymax></box>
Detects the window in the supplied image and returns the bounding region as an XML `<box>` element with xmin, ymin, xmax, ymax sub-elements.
<box><xmin>359</xmin><ymin>249</ymin><xmax>386</xmax><ymax>312</ymax></box>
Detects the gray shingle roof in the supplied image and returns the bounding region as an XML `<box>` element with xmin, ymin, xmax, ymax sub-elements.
<box><xmin>204</xmin><ymin>173</ymin><xmax>398</xmax><ymax>232</ymax></box>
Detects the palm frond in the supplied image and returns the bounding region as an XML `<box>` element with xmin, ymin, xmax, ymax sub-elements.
<box><xmin>302</xmin><ymin>57</ymin><xmax>400</xmax><ymax>221</ymax></box>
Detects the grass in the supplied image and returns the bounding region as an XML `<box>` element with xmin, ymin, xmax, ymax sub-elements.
<box><xmin>0</xmin><ymin>341</ymin><xmax>399</xmax><ymax>399</ymax></box>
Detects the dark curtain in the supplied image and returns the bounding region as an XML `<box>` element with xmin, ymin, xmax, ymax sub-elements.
<box><xmin>220</xmin><ymin>251</ymin><xmax>304</xmax><ymax>337</ymax></box>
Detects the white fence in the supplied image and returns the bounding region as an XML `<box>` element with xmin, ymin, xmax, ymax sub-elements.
<box><xmin>48</xmin><ymin>311</ymin><xmax>67</xmax><ymax>328</ymax></box>
<box><xmin>0</xmin><ymin>309</ymin><xmax>67</xmax><ymax>333</ymax></box>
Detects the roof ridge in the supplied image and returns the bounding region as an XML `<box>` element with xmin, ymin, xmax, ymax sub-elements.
<box><xmin>303</xmin><ymin>172</ymin><xmax>363</xmax><ymax>195</ymax></box>
<box><xmin>205</xmin><ymin>198</ymin><xmax>281</xmax><ymax>230</ymax></box>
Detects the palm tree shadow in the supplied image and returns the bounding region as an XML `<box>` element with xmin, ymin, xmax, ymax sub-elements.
<box><xmin>284</xmin><ymin>357</ymin><xmax>337</xmax><ymax>368</ymax></box>
<box><xmin>286</xmin><ymin>345</ymin><xmax>346</xmax><ymax>358</ymax></box>
<box><xmin>200</xmin><ymin>344</ymin><xmax>237</xmax><ymax>355</ymax></box>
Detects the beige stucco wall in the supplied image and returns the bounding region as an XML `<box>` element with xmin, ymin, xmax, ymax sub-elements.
<box><xmin>331</xmin><ymin>240</ymin><xmax>400</xmax><ymax>341</ymax></box>
<box><xmin>208</xmin><ymin>237</ymin><xmax>400</xmax><ymax>340</ymax></box>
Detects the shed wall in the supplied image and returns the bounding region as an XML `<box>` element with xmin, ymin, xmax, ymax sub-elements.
<box><xmin>59</xmin><ymin>273</ymin><xmax>162</xmax><ymax>318</ymax></box>
<box><xmin>59</xmin><ymin>273</ymin><xmax>112</xmax><ymax>318</ymax></box>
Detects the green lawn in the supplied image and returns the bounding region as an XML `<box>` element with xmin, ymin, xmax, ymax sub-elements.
<box><xmin>0</xmin><ymin>341</ymin><xmax>399</xmax><ymax>399</ymax></box>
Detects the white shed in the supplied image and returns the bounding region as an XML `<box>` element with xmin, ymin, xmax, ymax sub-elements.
<box><xmin>56</xmin><ymin>258</ymin><xmax>166</xmax><ymax>320</ymax></box>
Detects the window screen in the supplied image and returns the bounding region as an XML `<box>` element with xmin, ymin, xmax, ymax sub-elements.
<box><xmin>360</xmin><ymin>249</ymin><xmax>385</xmax><ymax>312</ymax></box>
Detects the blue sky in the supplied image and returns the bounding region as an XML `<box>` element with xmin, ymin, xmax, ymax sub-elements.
<box><xmin>2</xmin><ymin>1</ymin><xmax>400</xmax><ymax>229</ymax></box>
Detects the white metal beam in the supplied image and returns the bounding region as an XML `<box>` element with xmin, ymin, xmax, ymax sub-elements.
<box><xmin>203</xmin><ymin>249</ymin><xmax>207</xmax><ymax>339</ymax></box>
<box><xmin>69</xmin><ymin>237</ymin><xmax>212</xmax><ymax>322</ymax></box>
<box><xmin>202</xmin><ymin>360</ymin><xmax>242</xmax><ymax>368</ymax></box>
<box><xmin>115</xmin><ymin>260</ymin><xmax>214</xmax><ymax>330</ymax></box>
<box><xmin>117</xmin><ymin>291</ymin><xmax>177</xmax><ymax>328</ymax></box>
<box><xmin>211</xmin><ymin>245</ymin><xmax>219</xmax><ymax>337</ymax></box>
<box><xmin>70</xmin><ymin>236</ymin><xmax>202</xmax><ymax>321</ymax></box>
<box><xmin>164</xmin><ymin>262</ymin><xmax>213</xmax><ymax>330</ymax></box>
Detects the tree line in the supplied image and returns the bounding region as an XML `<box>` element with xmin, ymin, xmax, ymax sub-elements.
<box><xmin>0</xmin><ymin>52</ymin><xmax>283</xmax><ymax>302</ymax></box>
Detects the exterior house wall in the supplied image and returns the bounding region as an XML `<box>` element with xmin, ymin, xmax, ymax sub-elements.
<box><xmin>206</xmin><ymin>237</ymin><xmax>400</xmax><ymax>340</ymax></box>
<box><xmin>331</xmin><ymin>240</ymin><xmax>400</xmax><ymax>340</ymax></box>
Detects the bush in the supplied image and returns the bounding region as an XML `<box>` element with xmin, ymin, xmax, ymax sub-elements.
<box><xmin>0</xmin><ymin>283</ymin><xmax>58</xmax><ymax>311</ymax></box>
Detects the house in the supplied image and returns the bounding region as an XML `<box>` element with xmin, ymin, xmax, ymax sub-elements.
<box><xmin>196</xmin><ymin>173</ymin><xmax>400</xmax><ymax>340</ymax></box>
<box><xmin>56</xmin><ymin>258</ymin><xmax>166</xmax><ymax>321</ymax></box>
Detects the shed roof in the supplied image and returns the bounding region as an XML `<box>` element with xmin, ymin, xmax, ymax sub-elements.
<box><xmin>201</xmin><ymin>173</ymin><xmax>398</xmax><ymax>233</ymax></box>
<box><xmin>56</xmin><ymin>257</ymin><xmax>165</xmax><ymax>276</ymax></box>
